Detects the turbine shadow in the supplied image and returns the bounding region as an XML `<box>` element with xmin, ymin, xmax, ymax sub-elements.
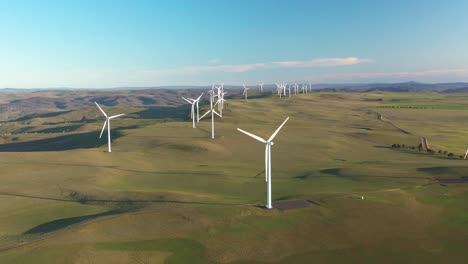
<box><xmin>0</xmin><ymin>126</ymin><xmax>136</xmax><ymax>152</ymax></box>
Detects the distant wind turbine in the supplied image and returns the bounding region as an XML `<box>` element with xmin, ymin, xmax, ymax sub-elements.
<box><xmin>95</xmin><ymin>102</ymin><xmax>125</xmax><ymax>153</ymax></box>
<box><xmin>259</xmin><ymin>82</ymin><xmax>264</xmax><ymax>92</ymax></box>
<box><xmin>275</xmin><ymin>83</ymin><xmax>283</xmax><ymax>98</ymax></box>
<box><xmin>182</xmin><ymin>93</ymin><xmax>203</xmax><ymax>128</ymax></box>
<box><xmin>242</xmin><ymin>83</ymin><xmax>250</xmax><ymax>100</ymax></box>
<box><xmin>237</xmin><ymin>117</ymin><xmax>290</xmax><ymax>209</ymax></box>
<box><xmin>200</xmin><ymin>90</ymin><xmax>222</xmax><ymax>139</ymax></box>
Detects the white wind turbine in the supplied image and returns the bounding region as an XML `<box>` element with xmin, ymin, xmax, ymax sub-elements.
<box><xmin>95</xmin><ymin>102</ymin><xmax>125</xmax><ymax>153</ymax></box>
<box><xmin>200</xmin><ymin>90</ymin><xmax>221</xmax><ymax>139</ymax></box>
<box><xmin>259</xmin><ymin>82</ymin><xmax>264</xmax><ymax>92</ymax></box>
<box><xmin>218</xmin><ymin>91</ymin><xmax>227</xmax><ymax>116</ymax></box>
<box><xmin>242</xmin><ymin>83</ymin><xmax>250</xmax><ymax>100</ymax></box>
<box><xmin>215</xmin><ymin>84</ymin><xmax>227</xmax><ymax>116</ymax></box>
<box><xmin>181</xmin><ymin>93</ymin><xmax>203</xmax><ymax>128</ymax></box>
<box><xmin>194</xmin><ymin>93</ymin><xmax>204</xmax><ymax>122</ymax></box>
<box><xmin>275</xmin><ymin>83</ymin><xmax>283</xmax><ymax>98</ymax></box>
<box><xmin>237</xmin><ymin>117</ymin><xmax>290</xmax><ymax>209</ymax></box>
<box><xmin>283</xmin><ymin>82</ymin><xmax>288</xmax><ymax>96</ymax></box>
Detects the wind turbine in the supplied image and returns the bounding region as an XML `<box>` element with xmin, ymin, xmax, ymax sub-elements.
<box><xmin>200</xmin><ymin>90</ymin><xmax>221</xmax><ymax>139</ymax></box>
<box><xmin>194</xmin><ymin>93</ymin><xmax>204</xmax><ymax>122</ymax></box>
<box><xmin>259</xmin><ymin>82</ymin><xmax>264</xmax><ymax>92</ymax></box>
<box><xmin>218</xmin><ymin>91</ymin><xmax>227</xmax><ymax>116</ymax></box>
<box><xmin>237</xmin><ymin>117</ymin><xmax>290</xmax><ymax>209</ymax></box>
<box><xmin>283</xmin><ymin>82</ymin><xmax>288</xmax><ymax>96</ymax></box>
<box><xmin>214</xmin><ymin>84</ymin><xmax>226</xmax><ymax>116</ymax></box>
<box><xmin>242</xmin><ymin>83</ymin><xmax>250</xmax><ymax>100</ymax></box>
<box><xmin>95</xmin><ymin>102</ymin><xmax>125</xmax><ymax>153</ymax></box>
<box><xmin>275</xmin><ymin>83</ymin><xmax>283</xmax><ymax>98</ymax></box>
<box><xmin>182</xmin><ymin>97</ymin><xmax>196</xmax><ymax>128</ymax></box>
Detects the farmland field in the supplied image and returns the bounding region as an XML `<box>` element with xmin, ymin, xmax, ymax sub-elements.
<box><xmin>0</xmin><ymin>91</ymin><xmax>467</xmax><ymax>263</ymax></box>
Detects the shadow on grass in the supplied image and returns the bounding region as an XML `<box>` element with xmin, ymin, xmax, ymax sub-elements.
<box><xmin>0</xmin><ymin>191</ymin><xmax>249</xmax><ymax>207</ymax></box>
<box><xmin>136</xmin><ymin>105</ymin><xmax>191</xmax><ymax>120</ymax></box>
<box><xmin>0</xmin><ymin>126</ymin><xmax>137</xmax><ymax>152</ymax></box>
<box><xmin>13</xmin><ymin>110</ymin><xmax>73</xmax><ymax>122</ymax></box>
<box><xmin>23</xmin><ymin>209</ymin><xmax>125</xmax><ymax>235</ymax></box>
<box><xmin>33</xmin><ymin>124</ymin><xmax>83</xmax><ymax>134</ymax></box>
<box><xmin>318</xmin><ymin>168</ymin><xmax>429</xmax><ymax>180</ymax></box>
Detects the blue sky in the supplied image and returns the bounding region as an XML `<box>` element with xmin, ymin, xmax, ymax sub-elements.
<box><xmin>1</xmin><ymin>0</ymin><xmax>468</xmax><ymax>88</ymax></box>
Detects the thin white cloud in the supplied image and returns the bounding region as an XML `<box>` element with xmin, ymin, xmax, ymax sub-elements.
<box><xmin>306</xmin><ymin>68</ymin><xmax>468</xmax><ymax>82</ymax></box>
<box><xmin>208</xmin><ymin>58</ymin><xmax>221</xmax><ymax>63</ymax></box>
<box><xmin>148</xmin><ymin>57</ymin><xmax>370</xmax><ymax>76</ymax></box>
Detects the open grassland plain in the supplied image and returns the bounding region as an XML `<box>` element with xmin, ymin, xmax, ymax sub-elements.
<box><xmin>0</xmin><ymin>91</ymin><xmax>467</xmax><ymax>263</ymax></box>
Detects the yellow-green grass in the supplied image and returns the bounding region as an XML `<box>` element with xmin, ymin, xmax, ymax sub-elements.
<box><xmin>0</xmin><ymin>92</ymin><xmax>467</xmax><ymax>263</ymax></box>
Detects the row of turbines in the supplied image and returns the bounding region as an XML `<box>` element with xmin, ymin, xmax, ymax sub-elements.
<box><xmin>240</xmin><ymin>82</ymin><xmax>313</xmax><ymax>100</ymax></box>
<box><xmin>275</xmin><ymin>82</ymin><xmax>313</xmax><ymax>98</ymax></box>
<box><xmin>179</xmin><ymin>83</ymin><xmax>290</xmax><ymax>209</ymax></box>
<box><xmin>93</xmin><ymin>83</ymin><xmax>297</xmax><ymax>209</ymax></box>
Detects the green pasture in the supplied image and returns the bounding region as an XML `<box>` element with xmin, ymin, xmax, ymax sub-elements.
<box><xmin>0</xmin><ymin>91</ymin><xmax>466</xmax><ymax>263</ymax></box>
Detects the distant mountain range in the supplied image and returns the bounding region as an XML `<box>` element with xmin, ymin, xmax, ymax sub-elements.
<box><xmin>2</xmin><ymin>81</ymin><xmax>468</xmax><ymax>93</ymax></box>
<box><xmin>309</xmin><ymin>81</ymin><xmax>468</xmax><ymax>92</ymax></box>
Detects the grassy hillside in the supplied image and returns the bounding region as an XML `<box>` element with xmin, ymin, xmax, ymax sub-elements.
<box><xmin>0</xmin><ymin>91</ymin><xmax>467</xmax><ymax>263</ymax></box>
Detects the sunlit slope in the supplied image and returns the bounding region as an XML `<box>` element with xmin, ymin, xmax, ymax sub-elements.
<box><xmin>0</xmin><ymin>92</ymin><xmax>467</xmax><ymax>263</ymax></box>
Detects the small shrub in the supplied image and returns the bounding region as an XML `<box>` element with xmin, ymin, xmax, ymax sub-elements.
<box><xmin>448</xmin><ymin>153</ymin><xmax>454</xmax><ymax>157</ymax></box>
<box><xmin>443</xmin><ymin>150</ymin><xmax>448</xmax><ymax>155</ymax></box>
<box><xmin>402</xmin><ymin>144</ymin><xmax>406</xmax><ymax>148</ymax></box>
<box><xmin>438</xmin><ymin>150</ymin><xmax>442</xmax><ymax>154</ymax></box>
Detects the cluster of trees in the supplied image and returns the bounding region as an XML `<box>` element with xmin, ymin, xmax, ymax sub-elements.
<box><xmin>391</xmin><ymin>143</ymin><xmax>461</xmax><ymax>158</ymax></box>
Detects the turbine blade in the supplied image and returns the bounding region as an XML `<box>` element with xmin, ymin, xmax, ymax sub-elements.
<box><xmin>94</xmin><ymin>102</ymin><xmax>108</xmax><ymax>118</ymax></box>
<box><xmin>109</xmin><ymin>113</ymin><xmax>125</xmax><ymax>119</ymax></box>
<box><xmin>268</xmin><ymin>117</ymin><xmax>290</xmax><ymax>142</ymax></box>
<box><xmin>99</xmin><ymin>120</ymin><xmax>107</xmax><ymax>138</ymax></box>
<box><xmin>182</xmin><ymin>97</ymin><xmax>193</xmax><ymax>104</ymax></box>
<box><xmin>237</xmin><ymin>128</ymin><xmax>267</xmax><ymax>143</ymax></box>
<box><xmin>196</xmin><ymin>92</ymin><xmax>204</xmax><ymax>101</ymax></box>
<box><xmin>214</xmin><ymin>110</ymin><xmax>222</xmax><ymax>118</ymax></box>
<box><xmin>200</xmin><ymin>110</ymin><xmax>211</xmax><ymax>120</ymax></box>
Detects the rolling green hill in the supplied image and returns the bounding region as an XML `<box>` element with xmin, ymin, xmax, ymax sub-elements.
<box><xmin>0</xmin><ymin>91</ymin><xmax>467</xmax><ymax>263</ymax></box>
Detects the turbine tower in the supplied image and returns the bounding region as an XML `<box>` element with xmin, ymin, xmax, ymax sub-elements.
<box><xmin>95</xmin><ymin>102</ymin><xmax>125</xmax><ymax>153</ymax></box>
<box><xmin>182</xmin><ymin>93</ymin><xmax>204</xmax><ymax>126</ymax></box>
<box><xmin>200</xmin><ymin>90</ymin><xmax>221</xmax><ymax>139</ymax></box>
<box><xmin>283</xmin><ymin>81</ymin><xmax>287</xmax><ymax>97</ymax></box>
<box><xmin>275</xmin><ymin>83</ymin><xmax>283</xmax><ymax>98</ymax></box>
<box><xmin>242</xmin><ymin>83</ymin><xmax>250</xmax><ymax>100</ymax></box>
<box><xmin>237</xmin><ymin>117</ymin><xmax>290</xmax><ymax>209</ymax></box>
<box><xmin>215</xmin><ymin>84</ymin><xmax>226</xmax><ymax>116</ymax></box>
<box><xmin>259</xmin><ymin>82</ymin><xmax>264</xmax><ymax>92</ymax></box>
